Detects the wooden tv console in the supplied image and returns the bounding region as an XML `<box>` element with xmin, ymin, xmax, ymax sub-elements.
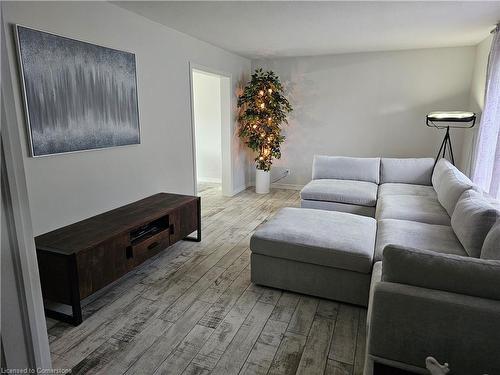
<box><xmin>35</xmin><ymin>193</ymin><xmax>201</xmax><ymax>325</ymax></box>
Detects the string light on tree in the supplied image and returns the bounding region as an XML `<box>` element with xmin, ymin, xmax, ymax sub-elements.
<box><xmin>237</xmin><ymin>69</ymin><xmax>293</xmax><ymax>171</ymax></box>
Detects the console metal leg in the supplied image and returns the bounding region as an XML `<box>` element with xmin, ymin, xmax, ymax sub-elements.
<box><xmin>44</xmin><ymin>255</ymin><xmax>83</xmax><ymax>326</ymax></box>
<box><xmin>183</xmin><ymin>197</ymin><xmax>201</xmax><ymax>242</ymax></box>
<box><xmin>44</xmin><ymin>300</ymin><xmax>82</xmax><ymax>326</ymax></box>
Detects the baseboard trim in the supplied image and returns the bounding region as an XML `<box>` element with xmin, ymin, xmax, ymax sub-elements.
<box><xmin>198</xmin><ymin>177</ymin><xmax>222</xmax><ymax>183</ymax></box>
<box><xmin>230</xmin><ymin>184</ymin><xmax>247</xmax><ymax>196</ymax></box>
<box><xmin>271</xmin><ymin>182</ymin><xmax>304</xmax><ymax>190</ymax></box>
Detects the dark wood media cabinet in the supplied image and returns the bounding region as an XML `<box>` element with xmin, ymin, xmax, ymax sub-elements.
<box><xmin>35</xmin><ymin>193</ymin><xmax>201</xmax><ymax>325</ymax></box>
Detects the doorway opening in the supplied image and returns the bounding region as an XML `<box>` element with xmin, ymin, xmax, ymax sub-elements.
<box><xmin>190</xmin><ymin>66</ymin><xmax>232</xmax><ymax>196</ymax></box>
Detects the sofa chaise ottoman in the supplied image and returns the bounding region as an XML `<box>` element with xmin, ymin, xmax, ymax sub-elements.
<box><xmin>250</xmin><ymin>207</ymin><xmax>376</xmax><ymax>306</ymax></box>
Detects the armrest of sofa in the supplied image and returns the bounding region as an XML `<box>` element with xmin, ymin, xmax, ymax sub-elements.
<box><xmin>367</xmin><ymin>281</ymin><xmax>500</xmax><ymax>374</ymax></box>
<box><xmin>382</xmin><ymin>245</ymin><xmax>500</xmax><ymax>301</ymax></box>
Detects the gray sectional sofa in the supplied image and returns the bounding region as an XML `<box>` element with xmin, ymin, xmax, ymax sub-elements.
<box><xmin>250</xmin><ymin>156</ymin><xmax>500</xmax><ymax>375</ymax></box>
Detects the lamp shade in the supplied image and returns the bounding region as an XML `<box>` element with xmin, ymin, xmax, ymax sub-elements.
<box><xmin>427</xmin><ymin>111</ymin><xmax>475</xmax><ymax>122</ymax></box>
<box><xmin>426</xmin><ymin>111</ymin><xmax>476</xmax><ymax>128</ymax></box>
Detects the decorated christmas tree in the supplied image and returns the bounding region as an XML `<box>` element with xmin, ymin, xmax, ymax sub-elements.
<box><xmin>238</xmin><ymin>69</ymin><xmax>292</xmax><ymax>171</ymax></box>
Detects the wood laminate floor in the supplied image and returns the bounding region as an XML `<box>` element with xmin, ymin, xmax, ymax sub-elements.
<box><xmin>47</xmin><ymin>184</ymin><xmax>367</xmax><ymax>375</ymax></box>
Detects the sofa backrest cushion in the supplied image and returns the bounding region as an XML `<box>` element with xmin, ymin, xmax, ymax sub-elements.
<box><xmin>451</xmin><ymin>190</ymin><xmax>500</xmax><ymax>258</ymax></box>
<box><xmin>380</xmin><ymin>158</ymin><xmax>434</xmax><ymax>185</ymax></box>
<box><xmin>432</xmin><ymin>158</ymin><xmax>475</xmax><ymax>216</ymax></box>
<box><xmin>312</xmin><ymin>155</ymin><xmax>380</xmax><ymax>183</ymax></box>
<box><xmin>382</xmin><ymin>245</ymin><xmax>500</xmax><ymax>301</ymax></box>
<box><xmin>481</xmin><ymin>220</ymin><xmax>500</xmax><ymax>260</ymax></box>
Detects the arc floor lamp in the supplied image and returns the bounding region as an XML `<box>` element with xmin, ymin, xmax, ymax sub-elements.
<box><xmin>426</xmin><ymin>111</ymin><xmax>476</xmax><ymax>166</ymax></box>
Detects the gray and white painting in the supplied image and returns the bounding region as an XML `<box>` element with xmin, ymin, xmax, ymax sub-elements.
<box><xmin>16</xmin><ymin>26</ymin><xmax>140</xmax><ymax>156</ymax></box>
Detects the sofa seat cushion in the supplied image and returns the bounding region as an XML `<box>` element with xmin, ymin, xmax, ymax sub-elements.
<box><xmin>375</xmin><ymin>219</ymin><xmax>467</xmax><ymax>261</ymax></box>
<box><xmin>375</xmin><ymin>195</ymin><xmax>450</xmax><ymax>225</ymax></box>
<box><xmin>300</xmin><ymin>199</ymin><xmax>376</xmax><ymax>217</ymax></box>
<box><xmin>250</xmin><ymin>207</ymin><xmax>377</xmax><ymax>274</ymax></box>
<box><xmin>378</xmin><ymin>183</ymin><xmax>437</xmax><ymax>198</ymax></box>
<box><xmin>300</xmin><ymin>179</ymin><xmax>378</xmax><ymax>207</ymax></box>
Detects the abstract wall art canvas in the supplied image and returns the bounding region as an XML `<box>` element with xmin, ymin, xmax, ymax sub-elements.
<box><xmin>15</xmin><ymin>25</ymin><xmax>140</xmax><ymax>157</ymax></box>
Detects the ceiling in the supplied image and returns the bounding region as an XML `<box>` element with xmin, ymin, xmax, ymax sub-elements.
<box><xmin>115</xmin><ymin>1</ymin><xmax>500</xmax><ymax>59</ymax></box>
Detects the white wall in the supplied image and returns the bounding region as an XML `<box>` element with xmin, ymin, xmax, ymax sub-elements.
<box><xmin>461</xmin><ymin>35</ymin><xmax>493</xmax><ymax>174</ymax></box>
<box><xmin>193</xmin><ymin>70</ymin><xmax>222</xmax><ymax>183</ymax></box>
<box><xmin>470</xmin><ymin>35</ymin><xmax>493</xmax><ymax>112</ymax></box>
<box><xmin>254</xmin><ymin>46</ymin><xmax>476</xmax><ymax>187</ymax></box>
<box><xmin>2</xmin><ymin>1</ymin><xmax>251</xmax><ymax>235</ymax></box>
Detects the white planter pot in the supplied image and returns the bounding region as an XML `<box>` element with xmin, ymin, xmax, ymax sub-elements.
<box><xmin>255</xmin><ymin>169</ymin><xmax>271</xmax><ymax>194</ymax></box>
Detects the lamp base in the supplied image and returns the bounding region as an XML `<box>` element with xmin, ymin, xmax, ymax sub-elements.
<box><xmin>435</xmin><ymin>126</ymin><xmax>455</xmax><ymax>166</ymax></box>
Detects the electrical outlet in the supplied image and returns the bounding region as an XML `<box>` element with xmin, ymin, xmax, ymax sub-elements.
<box><xmin>271</xmin><ymin>168</ymin><xmax>291</xmax><ymax>184</ymax></box>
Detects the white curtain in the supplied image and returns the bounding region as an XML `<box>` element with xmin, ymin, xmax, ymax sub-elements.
<box><xmin>471</xmin><ymin>28</ymin><xmax>500</xmax><ymax>199</ymax></box>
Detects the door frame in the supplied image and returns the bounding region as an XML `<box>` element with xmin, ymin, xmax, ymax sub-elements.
<box><xmin>1</xmin><ymin>15</ymin><xmax>52</xmax><ymax>369</ymax></box>
<box><xmin>189</xmin><ymin>62</ymin><xmax>233</xmax><ymax>196</ymax></box>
